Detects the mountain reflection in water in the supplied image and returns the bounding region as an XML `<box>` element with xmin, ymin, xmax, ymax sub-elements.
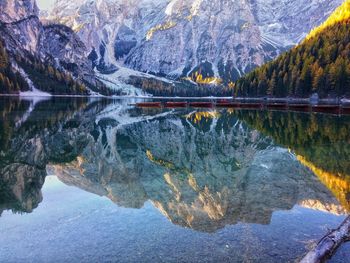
<box><xmin>0</xmin><ymin>97</ymin><xmax>349</xmax><ymax>234</ymax></box>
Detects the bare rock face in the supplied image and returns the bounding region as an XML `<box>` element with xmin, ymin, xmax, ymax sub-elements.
<box><xmin>0</xmin><ymin>0</ymin><xmax>38</xmax><ymax>23</ymax></box>
<box><xmin>48</xmin><ymin>0</ymin><xmax>169</xmax><ymax>73</ymax></box>
<box><xmin>38</xmin><ymin>24</ymin><xmax>94</xmax><ymax>81</ymax></box>
<box><xmin>47</xmin><ymin>0</ymin><xmax>343</xmax><ymax>83</ymax></box>
<box><xmin>0</xmin><ymin>0</ymin><xmax>41</xmax><ymax>55</ymax></box>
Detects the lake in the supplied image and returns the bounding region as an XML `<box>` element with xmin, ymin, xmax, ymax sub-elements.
<box><xmin>0</xmin><ymin>97</ymin><xmax>349</xmax><ymax>263</ymax></box>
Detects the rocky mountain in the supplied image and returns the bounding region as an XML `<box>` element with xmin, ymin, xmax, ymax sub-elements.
<box><xmin>0</xmin><ymin>0</ymin><xmax>107</xmax><ymax>95</ymax></box>
<box><xmin>0</xmin><ymin>0</ymin><xmax>42</xmax><ymax>57</ymax></box>
<box><xmin>47</xmin><ymin>0</ymin><xmax>343</xmax><ymax>86</ymax></box>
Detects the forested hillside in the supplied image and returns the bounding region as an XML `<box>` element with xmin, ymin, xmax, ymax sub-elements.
<box><xmin>234</xmin><ymin>1</ymin><xmax>350</xmax><ymax>98</ymax></box>
<box><xmin>0</xmin><ymin>41</ymin><xmax>89</xmax><ymax>95</ymax></box>
<box><xmin>0</xmin><ymin>42</ymin><xmax>29</xmax><ymax>94</ymax></box>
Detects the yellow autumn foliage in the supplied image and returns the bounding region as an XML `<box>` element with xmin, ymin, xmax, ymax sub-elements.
<box><xmin>306</xmin><ymin>0</ymin><xmax>350</xmax><ymax>41</ymax></box>
<box><xmin>186</xmin><ymin>111</ymin><xmax>221</xmax><ymax>124</ymax></box>
<box><xmin>146</xmin><ymin>21</ymin><xmax>177</xmax><ymax>41</ymax></box>
<box><xmin>187</xmin><ymin>71</ymin><xmax>223</xmax><ymax>85</ymax></box>
<box><xmin>297</xmin><ymin>155</ymin><xmax>350</xmax><ymax>212</ymax></box>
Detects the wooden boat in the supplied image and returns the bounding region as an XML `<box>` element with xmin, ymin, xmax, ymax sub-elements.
<box><xmin>216</xmin><ymin>102</ymin><xmax>241</xmax><ymax>108</ymax></box>
<box><xmin>312</xmin><ymin>105</ymin><xmax>339</xmax><ymax>110</ymax></box>
<box><xmin>267</xmin><ymin>103</ymin><xmax>288</xmax><ymax>110</ymax></box>
<box><xmin>312</xmin><ymin>105</ymin><xmax>340</xmax><ymax>114</ymax></box>
<box><xmin>164</xmin><ymin>102</ymin><xmax>188</xmax><ymax>108</ymax></box>
<box><xmin>341</xmin><ymin>105</ymin><xmax>350</xmax><ymax>115</ymax></box>
<box><xmin>189</xmin><ymin>102</ymin><xmax>214</xmax><ymax>108</ymax></box>
<box><xmin>136</xmin><ymin>102</ymin><xmax>162</xmax><ymax>108</ymax></box>
<box><xmin>288</xmin><ymin>104</ymin><xmax>310</xmax><ymax>111</ymax></box>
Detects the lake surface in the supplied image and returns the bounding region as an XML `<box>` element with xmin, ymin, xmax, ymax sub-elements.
<box><xmin>0</xmin><ymin>97</ymin><xmax>349</xmax><ymax>263</ymax></box>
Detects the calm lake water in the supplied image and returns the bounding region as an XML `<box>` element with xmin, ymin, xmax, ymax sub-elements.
<box><xmin>0</xmin><ymin>97</ymin><xmax>349</xmax><ymax>263</ymax></box>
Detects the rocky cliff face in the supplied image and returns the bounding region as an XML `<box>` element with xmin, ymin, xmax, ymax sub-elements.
<box><xmin>38</xmin><ymin>23</ymin><xmax>95</xmax><ymax>82</ymax></box>
<box><xmin>47</xmin><ymin>0</ymin><xmax>343</xmax><ymax>84</ymax></box>
<box><xmin>0</xmin><ymin>0</ymin><xmax>38</xmax><ymax>23</ymax></box>
<box><xmin>0</xmin><ymin>0</ymin><xmax>99</xmax><ymax>93</ymax></box>
<box><xmin>0</xmin><ymin>0</ymin><xmax>41</xmax><ymax>54</ymax></box>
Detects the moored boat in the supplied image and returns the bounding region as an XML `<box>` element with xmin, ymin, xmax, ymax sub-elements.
<box><xmin>189</xmin><ymin>102</ymin><xmax>214</xmax><ymax>108</ymax></box>
<box><xmin>267</xmin><ymin>103</ymin><xmax>288</xmax><ymax>110</ymax></box>
<box><xmin>216</xmin><ymin>102</ymin><xmax>241</xmax><ymax>108</ymax></box>
<box><xmin>288</xmin><ymin>104</ymin><xmax>310</xmax><ymax>111</ymax></box>
<box><xmin>136</xmin><ymin>102</ymin><xmax>162</xmax><ymax>108</ymax></box>
<box><xmin>312</xmin><ymin>105</ymin><xmax>340</xmax><ymax>114</ymax></box>
<box><xmin>164</xmin><ymin>102</ymin><xmax>188</xmax><ymax>108</ymax></box>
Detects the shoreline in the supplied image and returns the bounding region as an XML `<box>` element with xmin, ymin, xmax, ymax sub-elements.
<box><xmin>1</xmin><ymin>94</ymin><xmax>349</xmax><ymax>104</ymax></box>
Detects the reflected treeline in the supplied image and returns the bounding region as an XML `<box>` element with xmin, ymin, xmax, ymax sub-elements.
<box><xmin>0</xmin><ymin>97</ymin><xmax>88</xmax><ymax>151</ymax></box>
<box><xmin>297</xmin><ymin>156</ymin><xmax>350</xmax><ymax>211</ymax></box>
<box><xmin>0</xmin><ymin>98</ymin><xmax>349</xmax><ymax>232</ymax></box>
<box><xmin>235</xmin><ymin>110</ymin><xmax>350</xmax><ymax>177</ymax></box>
<box><xmin>0</xmin><ymin>99</ymin><xmax>30</xmax><ymax>150</ymax></box>
<box><xmin>235</xmin><ymin>110</ymin><xmax>350</xmax><ymax>212</ymax></box>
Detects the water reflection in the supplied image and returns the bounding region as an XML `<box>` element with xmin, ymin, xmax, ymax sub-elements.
<box><xmin>0</xmin><ymin>97</ymin><xmax>349</xmax><ymax>233</ymax></box>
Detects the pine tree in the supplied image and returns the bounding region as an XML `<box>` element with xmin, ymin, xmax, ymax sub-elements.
<box><xmin>267</xmin><ymin>71</ymin><xmax>277</xmax><ymax>96</ymax></box>
<box><xmin>48</xmin><ymin>66</ymin><xmax>55</xmax><ymax>77</ymax></box>
<box><xmin>300</xmin><ymin>64</ymin><xmax>312</xmax><ymax>95</ymax></box>
<box><xmin>329</xmin><ymin>57</ymin><xmax>349</xmax><ymax>95</ymax></box>
<box><xmin>0</xmin><ymin>44</ymin><xmax>9</xmax><ymax>70</ymax></box>
<box><xmin>4</xmin><ymin>77</ymin><xmax>11</xmax><ymax>91</ymax></box>
<box><xmin>0</xmin><ymin>73</ymin><xmax>4</xmax><ymax>90</ymax></box>
<box><xmin>55</xmin><ymin>70</ymin><xmax>62</xmax><ymax>82</ymax></box>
